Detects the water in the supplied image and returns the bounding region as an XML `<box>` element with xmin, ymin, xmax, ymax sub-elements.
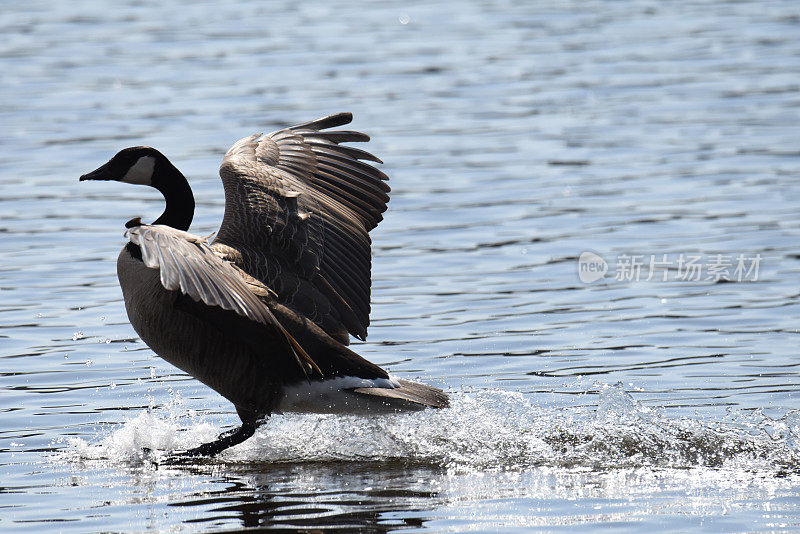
<box><xmin>2</xmin><ymin>0</ymin><xmax>800</xmax><ymax>530</ymax></box>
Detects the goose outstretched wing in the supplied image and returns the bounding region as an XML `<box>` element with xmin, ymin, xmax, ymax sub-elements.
<box><xmin>212</xmin><ymin>113</ymin><xmax>390</xmax><ymax>344</ymax></box>
<box><xmin>127</xmin><ymin>223</ymin><xmax>320</xmax><ymax>377</ymax></box>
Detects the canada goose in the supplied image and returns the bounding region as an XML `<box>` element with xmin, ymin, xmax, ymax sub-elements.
<box><xmin>80</xmin><ymin>113</ymin><xmax>448</xmax><ymax>458</ymax></box>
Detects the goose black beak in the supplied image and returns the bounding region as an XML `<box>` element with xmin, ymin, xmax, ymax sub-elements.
<box><xmin>79</xmin><ymin>161</ymin><xmax>114</xmax><ymax>181</ymax></box>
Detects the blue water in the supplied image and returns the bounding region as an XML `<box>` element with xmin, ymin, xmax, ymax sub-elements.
<box><xmin>2</xmin><ymin>0</ymin><xmax>800</xmax><ymax>531</ymax></box>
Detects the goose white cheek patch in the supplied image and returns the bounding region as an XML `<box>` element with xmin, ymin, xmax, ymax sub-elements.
<box><xmin>122</xmin><ymin>155</ymin><xmax>155</xmax><ymax>185</ymax></box>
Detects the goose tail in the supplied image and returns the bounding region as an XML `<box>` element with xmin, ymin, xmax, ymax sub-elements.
<box><xmin>353</xmin><ymin>378</ymin><xmax>449</xmax><ymax>409</ymax></box>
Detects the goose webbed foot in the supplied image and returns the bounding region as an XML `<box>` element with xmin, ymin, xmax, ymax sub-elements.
<box><xmin>161</xmin><ymin>421</ymin><xmax>258</xmax><ymax>464</ymax></box>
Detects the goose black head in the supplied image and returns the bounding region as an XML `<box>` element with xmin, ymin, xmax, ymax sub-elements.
<box><xmin>79</xmin><ymin>146</ymin><xmax>165</xmax><ymax>186</ymax></box>
<box><xmin>80</xmin><ymin>146</ymin><xmax>195</xmax><ymax>231</ymax></box>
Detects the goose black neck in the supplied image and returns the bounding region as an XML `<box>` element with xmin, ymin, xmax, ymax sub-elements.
<box><xmin>152</xmin><ymin>159</ymin><xmax>195</xmax><ymax>231</ymax></box>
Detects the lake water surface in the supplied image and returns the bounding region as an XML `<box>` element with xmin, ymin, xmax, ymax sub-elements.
<box><xmin>3</xmin><ymin>0</ymin><xmax>800</xmax><ymax>531</ymax></box>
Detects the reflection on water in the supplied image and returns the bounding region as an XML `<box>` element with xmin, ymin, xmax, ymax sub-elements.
<box><xmin>3</xmin><ymin>0</ymin><xmax>800</xmax><ymax>531</ymax></box>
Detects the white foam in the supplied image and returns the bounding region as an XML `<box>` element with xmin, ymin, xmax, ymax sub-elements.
<box><xmin>60</xmin><ymin>383</ymin><xmax>800</xmax><ymax>476</ymax></box>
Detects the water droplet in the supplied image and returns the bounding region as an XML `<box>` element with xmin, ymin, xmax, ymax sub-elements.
<box><xmin>72</xmin><ymin>331</ymin><xmax>84</xmax><ymax>341</ymax></box>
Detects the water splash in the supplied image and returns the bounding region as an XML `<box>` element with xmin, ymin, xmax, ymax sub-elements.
<box><xmin>63</xmin><ymin>384</ymin><xmax>800</xmax><ymax>473</ymax></box>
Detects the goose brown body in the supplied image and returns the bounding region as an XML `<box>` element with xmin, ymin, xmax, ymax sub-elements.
<box><xmin>117</xmin><ymin>244</ymin><xmax>282</xmax><ymax>417</ymax></box>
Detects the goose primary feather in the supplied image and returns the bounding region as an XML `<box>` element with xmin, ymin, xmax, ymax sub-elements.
<box><xmin>80</xmin><ymin>113</ymin><xmax>448</xmax><ymax>458</ymax></box>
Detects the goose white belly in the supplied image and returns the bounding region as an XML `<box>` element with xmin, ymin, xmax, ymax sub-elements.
<box><xmin>277</xmin><ymin>375</ymin><xmax>407</xmax><ymax>415</ymax></box>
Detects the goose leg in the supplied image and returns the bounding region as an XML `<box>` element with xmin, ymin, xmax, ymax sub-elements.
<box><xmin>184</xmin><ymin>421</ymin><xmax>258</xmax><ymax>456</ymax></box>
<box><xmin>160</xmin><ymin>421</ymin><xmax>259</xmax><ymax>464</ymax></box>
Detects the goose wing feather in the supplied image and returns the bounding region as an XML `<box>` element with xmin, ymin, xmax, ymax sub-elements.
<box><xmin>213</xmin><ymin>112</ymin><xmax>389</xmax><ymax>344</ymax></box>
<box><xmin>127</xmin><ymin>224</ymin><xmax>321</xmax><ymax>377</ymax></box>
